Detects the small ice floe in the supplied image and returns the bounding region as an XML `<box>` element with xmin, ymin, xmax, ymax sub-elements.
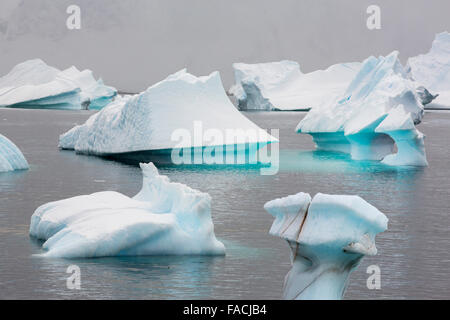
<box><xmin>29</xmin><ymin>162</ymin><xmax>225</xmax><ymax>258</ymax></box>
<box><xmin>265</xmin><ymin>192</ymin><xmax>388</xmax><ymax>300</ymax></box>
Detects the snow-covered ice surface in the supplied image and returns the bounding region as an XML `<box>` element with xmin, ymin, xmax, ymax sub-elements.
<box><xmin>0</xmin><ymin>133</ymin><xmax>29</xmax><ymax>172</ymax></box>
<box><xmin>265</xmin><ymin>192</ymin><xmax>388</xmax><ymax>300</ymax></box>
<box><xmin>296</xmin><ymin>51</ymin><xmax>428</xmax><ymax>167</ymax></box>
<box><xmin>29</xmin><ymin>162</ymin><xmax>225</xmax><ymax>258</ymax></box>
<box><xmin>59</xmin><ymin>69</ymin><xmax>277</xmax><ymax>156</ymax></box>
<box><xmin>407</xmin><ymin>32</ymin><xmax>450</xmax><ymax>109</ymax></box>
<box><xmin>0</xmin><ymin>59</ymin><xmax>117</xmax><ymax>110</ymax></box>
<box><xmin>229</xmin><ymin>60</ymin><xmax>361</xmax><ymax>111</ymax></box>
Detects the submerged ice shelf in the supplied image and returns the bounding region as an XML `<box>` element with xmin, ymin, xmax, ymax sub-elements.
<box><xmin>229</xmin><ymin>60</ymin><xmax>361</xmax><ymax>111</ymax></box>
<box><xmin>0</xmin><ymin>59</ymin><xmax>117</xmax><ymax>110</ymax></box>
<box><xmin>59</xmin><ymin>69</ymin><xmax>277</xmax><ymax>161</ymax></box>
<box><xmin>296</xmin><ymin>51</ymin><xmax>428</xmax><ymax>167</ymax></box>
<box><xmin>407</xmin><ymin>32</ymin><xmax>450</xmax><ymax>109</ymax></box>
<box><xmin>265</xmin><ymin>192</ymin><xmax>388</xmax><ymax>300</ymax></box>
<box><xmin>29</xmin><ymin>162</ymin><xmax>225</xmax><ymax>258</ymax></box>
<box><xmin>0</xmin><ymin>133</ymin><xmax>29</xmax><ymax>172</ymax></box>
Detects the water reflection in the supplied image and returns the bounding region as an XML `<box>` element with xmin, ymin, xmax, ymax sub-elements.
<box><xmin>279</xmin><ymin>149</ymin><xmax>426</xmax><ymax>175</ymax></box>
<box><xmin>0</xmin><ymin>169</ymin><xmax>29</xmax><ymax>192</ymax></box>
<box><xmin>29</xmin><ymin>237</ymin><xmax>226</xmax><ymax>299</ymax></box>
<box><xmin>27</xmin><ymin>237</ymin><xmax>277</xmax><ymax>299</ymax></box>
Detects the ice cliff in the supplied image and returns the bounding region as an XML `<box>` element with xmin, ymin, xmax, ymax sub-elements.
<box><xmin>229</xmin><ymin>60</ymin><xmax>361</xmax><ymax>111</ymax></box>
<box><xmin>296</xmin><ymin>51</ymin><xmax>428</xmax><ymax>166</ymax></box>
<box><xmin>265</xmin><ymin>192</ymin><xmax>388</xmax><ymax>300</ymax></box>
<box><xmin>0</xmin><ymin>59</ymin><xmax>117</xmax><ymax>110</ymax></box>
<box><xmin>29</xmin><ymin>162</ymin><xmax>225</xmax><ymax>258</ymax></box>
<box><xmin>0</xmin><ymin>133</ymin><xmax>29</xmax><ymax>172</ymax></box>
<box><xmin>407</xmin><ymin>32</ymin><xmax>450</xmax><ymax>109</ymax></box>
<box><xmin>59</xmin><ymin>69</ymin><xmax>277</xmax><ymax>156</ymax></box>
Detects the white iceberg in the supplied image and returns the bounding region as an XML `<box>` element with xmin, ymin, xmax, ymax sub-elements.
<box><xmin>29</xmin><ymin>162</ymin><xmax>225</xmax><ymax>258</ymax></box>
<box><xmin>407</xmin><ymin>32</ymin><xmax>450</xmax><ymax>109</ymax></box>
<box><xmin>229</xmin><ymin>60</ymin><xmax>361</xmax><ymax>111</ymax></box>
<box><xmin>0</xmin><ymin>59</ymin><xmax>117</xmax><ymax>110</ymax></box>
<box><xmin>265</xmin><ymin>192</ymin><xmax>388</xmax><ymax>300</ymax></box>
<box><xmin>0</xmin><ymin>133</ymin><xmax>29</xmax><ymax>172</ymax></box>
<box><xmin>59</xmin><ymin>69</ymin><xmax>277</xmax><ymax>158</ymax></box>
<box><xmin>296</xmin><ymin>51</ymin><xmax>428</xmax><ymax>166</ymax></box>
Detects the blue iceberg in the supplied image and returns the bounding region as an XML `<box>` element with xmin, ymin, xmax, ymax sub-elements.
<box><xmin>265</xmin><ymin>192</ymin><xmax>388</xmax><ymax>300</ymax></box>
<box><xmin>0</xmin><ymin>133</ymin><xmax>29</xmax><ymax>172</ymax></box>
<box><xmin>59</xmin><ymin>69</ymin><xmax>277</xmax><ymax>161</ymax></box>
<box><xmin>296</xmin><ymin>51</ymin><xmax>428</xmax><ymax>166</ymax></box>
<box><xmin>29</xmin><ymin>162</ymin><xmax>225</xmax><ymax>258</ymax></box>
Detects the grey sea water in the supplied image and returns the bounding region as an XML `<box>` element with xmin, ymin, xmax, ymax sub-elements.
<box><xmin>0</xmin><ymin>108</ymin><xmax>449</xmax><ymax>299</ymax></box>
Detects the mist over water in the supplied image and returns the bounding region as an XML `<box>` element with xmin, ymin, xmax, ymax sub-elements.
<box><xmin>0</xmin><ymin>109</ymin><xmax>449</xmax><ymax>299</ymax></box>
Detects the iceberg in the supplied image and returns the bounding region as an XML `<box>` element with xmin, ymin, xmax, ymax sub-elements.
<box><xmin>0</xmin><ymin>133</ymin><xmax>29</xmax><ymax>172</ymax></box>
<box><xmin>29</xmin><ymin>162</ymin><xmax>225</xmax><ymax>258</ymax></box>
<box><xmin>0</xmin><ymin>59</ymin><xmax>117</xmax><ymax>110</ymax></box>
<box><xmin>407</xmin><ymin>32</ymin><xmax>450</xmax><ymax>108</ymax></box>
<box><xmin>296</xmin><ymin>51</ymin><xmax>428</xmax><ymax>166</ymax></box>
<box><xmin>416</xmin><ymin>86</ymin><xmax>439</xmax><ymax>106</ymax></box>
<box><xmin>59</xmin><ymin>69</ymin><xmax>277</xmax><ymax>160</ymax></box>
<box><xmin>229</xmin><ymin>60</ymin><xmax>361</xmax><ymax>111</ymax></box>
<box><xmin>265</xmin><ymin>192</ymin><xmax>388</xmax><ymax>300</ymax></box>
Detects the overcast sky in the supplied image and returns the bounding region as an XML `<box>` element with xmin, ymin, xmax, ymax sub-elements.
<box><xmin>0</xmin><ymin>0</ymin><xmax>449</xmax><ymax>92</ymax></box>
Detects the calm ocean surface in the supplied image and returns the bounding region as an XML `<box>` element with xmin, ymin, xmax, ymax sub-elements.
<box><xmin>1</xmin><ymin>108</ymin><xmax>449</xmax><ymax>299</ymax></box>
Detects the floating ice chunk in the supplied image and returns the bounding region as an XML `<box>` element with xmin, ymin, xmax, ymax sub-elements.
<box><xmin>416</xmin><ymin>86</ymin><xmax>439</xmax><ymax>106</ymax></box>
<box><xmin>0</xmin><ymin>59</ymin><xmax>117</xmax><ymax>110</ymax></box>
<box><xmin>375</xmin><ymin>105</ymin><xmax>428</xmax><ymax>166</ymax></box>
<box><xmin>265</xmin><ymin>192</ymin><xmax>388</xmax><ymax>300</ymax></box>
<box><xmin>265</xmin><ymin>192</ymin><xmax>311</xmax><ymax>241</ymax></box>
<box><xmin>0</xmin><ymin>59</ymin><xmax>80</xmax><ymax>108</ymax></box>
<box><xmin>59</xmin><ymin>69</ymin><xmax>277</xmax><ymax>157</ymax></box>
<box><xmin>407</xmin><ymin>32</ymin><xmax>450</xmax><ymax>108</ymax></box>
<box><xmin>29</xmin><ymin>162</ymin><xmax>225</xmax><ymax>258</ymax></box>
<box><xmin>56</xmin><ymin>66</ymin><xmax>117</xmax><ymax>110</ymax></box>
<box><xmin>230</xmin><ymin>60</ymin><xmax>302</xmax><ymax>110</ymax></box>
<box><xmin>0</xmin><ymin>133</ymin><xmax>29</xmax><ymax>172</ymax></box>
<box><xmin>229</xmin><ymin>60</ymin><xmax>361</xmax><ymax>111</ymax></box>
<box><xmin>296</xmin><ymin>51</ymin><xmax>427</xmax><ymax>166</ymax></box>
